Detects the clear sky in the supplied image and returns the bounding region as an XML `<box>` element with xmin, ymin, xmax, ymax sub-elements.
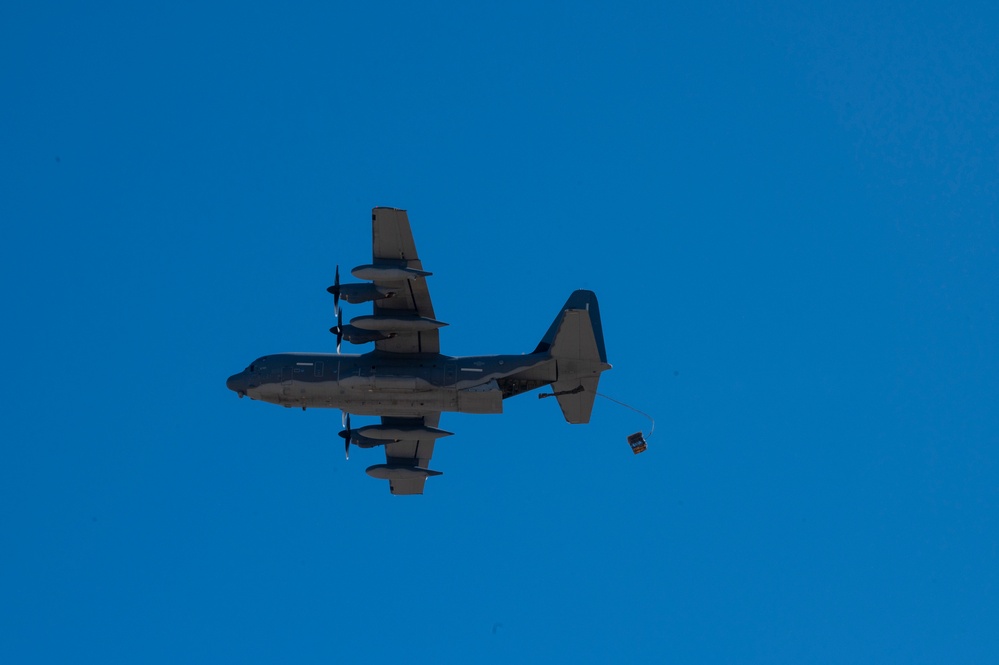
<box><xmin>2</xmin><ymin>1</ymin><xmax>997</xmax><ymax>663</ymax></box>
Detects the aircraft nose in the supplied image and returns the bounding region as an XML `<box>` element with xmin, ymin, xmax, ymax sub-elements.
<box><xmin>226</xmin><ymin>372</ymin><xmax>247</xmax><ymax>396</ymax></box>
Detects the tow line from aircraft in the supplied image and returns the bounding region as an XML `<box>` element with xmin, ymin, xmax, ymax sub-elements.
<box><xmin>538</xmin><ymin>387</ymin><xmax>654</xmax><ymax>454</ymax></box>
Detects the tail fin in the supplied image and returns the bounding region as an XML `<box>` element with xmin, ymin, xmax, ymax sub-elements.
<box><xmin>533</xmin><ymin>290</ymin><xmax>607</xmax><ymax>362</ymax></box>
<box><xmin>535</xmin><ymin>290</ymin><xmax>611</xmax><ymax>424</ymax></box>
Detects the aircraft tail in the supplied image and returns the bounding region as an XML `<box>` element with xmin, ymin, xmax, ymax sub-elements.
<box><xmin>534</xmin><ymin>290</ymin><xmax>611</xmax><ymax>424</ymax></box>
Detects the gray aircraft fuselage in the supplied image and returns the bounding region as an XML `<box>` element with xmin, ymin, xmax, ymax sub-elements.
<box><xmin>225</xmin><ymin>351</ymin><xmax>555</xmax><ymax>416</ymax></box>
<box><xmin>226</xmin><ymin>207</ymin><xmax>610</xmax><ymax>494</ymax></box>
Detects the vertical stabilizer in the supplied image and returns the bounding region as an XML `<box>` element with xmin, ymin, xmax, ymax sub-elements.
<box><xmin>537</xmin><ymin>291</ymin><xmax>611</xmax><ymax>424</ymax></box>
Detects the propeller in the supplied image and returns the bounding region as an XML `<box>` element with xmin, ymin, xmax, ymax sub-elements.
<box><xmin>338</xmin><ymin>413</ymin><xmax>352</xmax><ymax>460</ymax></box>
<box><xmin>327</xmin><ymin>266</ymin><xmax>345</xmax><ymax>353</ymax></box>
<box><xmin>328</xmin><ymin>265</ymin><xmax>341</xmax><ymax>310</ymax></box>
<box><xmin>329</xmin><ymin>306</ymin><xmax>343</xmax><ymax>353</ymax></box>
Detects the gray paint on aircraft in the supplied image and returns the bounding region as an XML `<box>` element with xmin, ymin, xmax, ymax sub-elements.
<box><xmin>226</xmin><ymin>208</ymin><xmax>610</xmax><ymax>494</ymax></box>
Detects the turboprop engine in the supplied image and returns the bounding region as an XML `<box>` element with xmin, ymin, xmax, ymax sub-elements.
<box><xmin>335</xmin><ymin>325</ymin><xmax>395</xmax><ymax>345</ymax></box>
<box><xmin>327</xmin><ymin>282</ymin><xmax>397</xmax><ymax>304</ymax></box>
<box><xmin>340</xmin><ymin>423</ymin><xmax>455</xmax><ymax>449</ymax></box>
<box><xmin>351</xmin><ymin>264</ymin><xmax>432</xmax><ymax>281</ymax></box>
<box><xmin>349</xmin><ymin>314</ymin><xmax>447</xmax><ymax>332</ymax></box>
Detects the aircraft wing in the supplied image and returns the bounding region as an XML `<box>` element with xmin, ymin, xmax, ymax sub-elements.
<box><xmin>380</xmin><ymin>414</ymin><xmax>442</xmax><ymax>495</ymax></box>
<box><xmin>370</xmin><ymin>207</ymin><xmax>440</xmax><ymax>354</ymax></box>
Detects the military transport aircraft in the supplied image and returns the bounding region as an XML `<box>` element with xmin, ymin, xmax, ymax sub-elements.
<box><xmin>226</xmin><ymin>207</ymin><xmax>611</xmax><ymax>494</ymax></box>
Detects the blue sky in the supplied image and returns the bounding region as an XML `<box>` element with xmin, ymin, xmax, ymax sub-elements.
<box><xmin>2</xmin><ymin>1</ymin><xmax>997</xmax><ymax>662</ymax></box>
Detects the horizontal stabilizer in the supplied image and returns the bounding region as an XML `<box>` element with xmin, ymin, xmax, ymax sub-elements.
<box><xmin>551</xmin><ymin>376</ymin><xmax>599</xmax><ymax>424</ymax></box>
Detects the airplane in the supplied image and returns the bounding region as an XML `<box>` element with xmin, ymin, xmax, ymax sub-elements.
<box><xmin>225</xmin><ymin>207</ymin><xmax>611</xmax><ymax>494</ymax></box>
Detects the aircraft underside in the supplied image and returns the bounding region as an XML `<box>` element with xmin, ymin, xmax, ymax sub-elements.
<box><xmin>226</xmin><ymin>207</ymin><xmax>610</xmax><ymax>494</ymax></box>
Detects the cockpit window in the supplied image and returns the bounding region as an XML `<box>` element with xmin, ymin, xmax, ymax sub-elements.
<box><xmin>249</xmin><ymin>364</ymin><xmax>255</xmax><ymax>372</ymax></box>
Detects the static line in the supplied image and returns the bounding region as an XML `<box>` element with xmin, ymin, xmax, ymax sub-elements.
<box><xmin>596</xmin><ymin>392</ymin><xmax>655</xmax><ymax>439</ymax></box>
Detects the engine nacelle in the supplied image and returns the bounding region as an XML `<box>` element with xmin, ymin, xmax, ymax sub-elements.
<box><xmin>356</xmin><ymin>424</ymin><xmax>454</xmax><ymax>440</ymax></box>
<box><xmin>350</xmin><ymin>314</ymin><xmax>447</xmax><ymax>332</ymax></box>
<box><xmin>341</xmin><ymin>430</ymin><xmax>388</xmax><ymax>448</ymax></box>
<box><xmin>335</xmin><ymin>325</ymin><xmax>395</xmax><ymax>345</ymax></box>
<box><xmin>365</xmin><ymin>464</ymin><xmax>443</xmax><ymax>480</ymax></box>
<box><xmin>340</xmin><ymin>425</ymin><xmax>454</xmax><ymax>448</ymax></box>
<box><xmin>341</xmin><ymin>424</ymin><xmax>454</xmax><ymax>448</ymax></box>
<box><xmin>351</xmin><ymin>264</ymin><xmax>432</xmax><ymax>281</ymax></box>
<box><xmin>326</xmin><ymin>282</ymin><xmax>397</xmax><ymax>304</ymax></box>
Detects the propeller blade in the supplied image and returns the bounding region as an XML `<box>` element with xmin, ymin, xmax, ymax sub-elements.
<box><xmin>328</xmin><ymin>267</ymin><xmax>342</xmax><ymax>353</ymax></box>
<box><xmin>335</xmin><ymin>307</ymin><xmax>343</xmax><ymax>353</ymax></box>
<box><xmin>342</xmin><ymin>413</ymin><xmax>351</xmax><ymax>460</ymax></box>
<box><xmin>332</xmin><ymin>265</ymin><xmax>341</xmax><ymax>310</ymax></box>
